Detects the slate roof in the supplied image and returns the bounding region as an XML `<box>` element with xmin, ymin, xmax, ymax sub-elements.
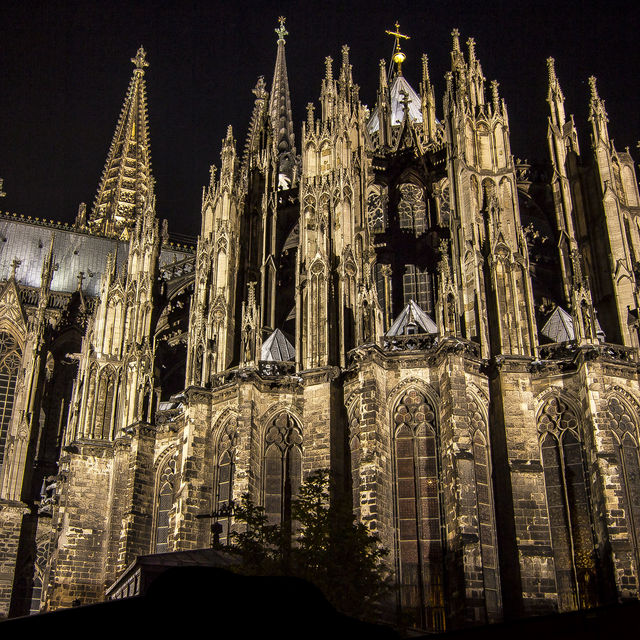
<box><xmin>261</xmin><ymin>328</ymin><xmax>295</xmax><ymax>361</ymax></box>
<box><xmin>386</xmin><ymin>299</ymin><xmax>438</xmax><ymax>336</ymax></box>
<box><xmin>0</xmin><ymin>217</ymin><xmax>192</xmax><ymax>297</ymax></box>
<box><xmin>541</xmin><ymin>306</ymin><xmax>575</xmax><ymax>343</ymax></box>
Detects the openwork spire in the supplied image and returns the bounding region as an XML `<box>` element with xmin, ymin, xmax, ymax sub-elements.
<box><xmin>269</xmin><ymin>17</ymin><xmax>296</xmax><ymax>176</ymax></box>
<box><xmin>89</xmin><ymin>46</ymin><xmax>153</xmax><ymax>240</ymax></box>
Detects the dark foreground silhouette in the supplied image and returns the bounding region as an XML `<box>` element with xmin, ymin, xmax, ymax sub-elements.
<box><xmin>1</xmin><ymin>567</ymin><xmax>399</xmax><ymax>638</ymax></box>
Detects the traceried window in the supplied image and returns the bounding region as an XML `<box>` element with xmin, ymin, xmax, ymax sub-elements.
<box><xmin>403</xmin><ymin>265</ymin><xmax>433</xmax><ymax>313</ymax></box>
<box><xmin>264</xmin><ymin>413</ymin><xmax>302</xmax><ymax>526</ymax></box>
<box><xmin>538</xmin><ymin>397</ymin><xmax>598</xmax><ymax>610</ymax></box>
<box><xmin>154</xmin><ymin>456</ymin><xmax>177</xmax><ymax>553</ymax></box>
<box><xmin>605</xmin><ymin>397</ymin><xmax>640</xmax><ymax>574</ymax></box>
<box><xmin>213</xmin><ymin>420</ymin><xmax>238</xmax><ymax>544</ymax></box>
<box><xmin>367</xmin><ymin>190</ymin><xmax>387</xmax><ymax>233</ymax></box>
<box><xmin>0</xmin><ymin>331</ymin><xmax>21</xmax><ymax>468</ymax></box>
<box><xmin>393</xmin><ymin>389</ymin><xmax>445</xmax><ymax>631</ymax></box>
<box><xmin>398</xmin><ymin>184</ymin><xmax>426</xmax><ymax>235</ymax></box>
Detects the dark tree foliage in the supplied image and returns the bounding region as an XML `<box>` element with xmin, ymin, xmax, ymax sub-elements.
<box><xmin>225</xmin><ymin>469</ymin><xmax>392</xmax><ymax>621</ymax></box>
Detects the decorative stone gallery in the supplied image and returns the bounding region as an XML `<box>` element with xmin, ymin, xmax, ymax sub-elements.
<box><xmin>1</xmin><ymin>19</ymin><xmax>640</xmax><ymax>632</ymax></box>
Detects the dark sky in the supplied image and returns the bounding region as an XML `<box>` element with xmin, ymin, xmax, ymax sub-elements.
<box><xmin>2</xmin><ymin>0</ymin><xmax>638</xmax><ymax>240</ymax></box>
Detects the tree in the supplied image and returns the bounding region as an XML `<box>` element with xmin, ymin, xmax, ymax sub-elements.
<box><xmin>225</xmin><ymin>469</ymin><xmax>392</xmax><ymax>621</ymax></box>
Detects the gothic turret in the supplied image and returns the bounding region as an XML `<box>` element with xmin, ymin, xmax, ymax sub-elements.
<box><xmin>88</xmin><ymin>47</ymin><xmax>153</xmax><ymax>239</ymax></box>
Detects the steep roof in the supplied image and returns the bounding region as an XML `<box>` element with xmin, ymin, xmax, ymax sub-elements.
<box><xmin>386</xmin><ymin>300</ymin><xmax>438</xmax><ymax>336</ymax></box>
<box><xmin>367</xmin><ymin>74</ymin><xmax>423</xmax><ymax>134</ymax></box>
<box><xmin>261</xmin><ymin>328</ymin><xmax>295</xmax><ymax>361</ymax></box>
<box><xmin>540</xmin><ymin>306</ymin><xmax>575</xmax><ymax>343</ymax></box>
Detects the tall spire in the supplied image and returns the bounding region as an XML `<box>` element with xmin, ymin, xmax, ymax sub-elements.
<box><xmin>269</xmin><ymin>17</ymin><xmax>296</xmax><ymax>177</ymax></box>
<box><xmin>89</xmin><ymin>46</ymin><xmax>153</xmax><ymax>240</ymax></box>
<box><xmin>546</xmin><ymin>57</ymin><xmax>566</xmax><ymax>128</ymax></box>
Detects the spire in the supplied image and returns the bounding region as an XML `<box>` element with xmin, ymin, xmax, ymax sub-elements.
<box><xmin>588</xmin><ymin>75</ymin><xmax>609</xmax><ymax>144</ymax></box>
<box><xmin>89</xmin><ymin>46</ymin><xmax>153</xmax><ymax>240</ymax></box>
<box><xmin>269</xmin><ymin>17</ymin><xmax>296</xmax><ymax>175</ymax></box>
<box><xmin>546</xmin><ymin>57</ymin><xmax>566</xmax><ymax>127</ymax></box>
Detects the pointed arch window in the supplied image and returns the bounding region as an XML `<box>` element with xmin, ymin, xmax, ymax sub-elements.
<box><xmin>213</xmin><ymin>420</ymin><xmax>238</xmax><ymax>544</ymax></box>
<box><xmin>605</xmin><ymin>397</ymin><xmax>640</xmax><ymax>575</ymax></box>
<box><xmin>264</xmin><ymin>413</ymin><xmax>302</xmax><ymax>525</ymax></box>
<box><xmin>0</xmin><ymin>331</ymin><xmax>21</xmax><ymax>467</ymax></box>
<box><xmin>154</xmin><ymin>456</ymin><xmax>177</xmax><ymax>553</ymax></box>
<box><xmin>393</xmin><ymin>389</ymin><xmax>444</xmax><ymax>631</ymax></box>
<box><xmin>397</xmin><ymin>183</ymin><xmax>426</xmax><ymax>235</ymax></box>
<box><xmin>538</xmin><ymin>397</ymin><xmax>598</xmax><ymax>610</ymax></box>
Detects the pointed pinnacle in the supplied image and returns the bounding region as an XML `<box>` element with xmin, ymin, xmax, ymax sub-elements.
<box><xmin>325</xmin><ymin>56</ymin><xmax>333</xmax><ymax>81</ymax></box>
<box><xmin>451</xmin><ymin>28</ymin><xmax>461</xmax><ymax>52</ymax></box>
<box><xmin>421</xmin><ymin>54</ymin><xmax>431</xmax><ymax>85</ymax></box>
<box><xmin>547</xmin><ymin>57</ymin><xmax>557</xmax><ymax>83</ymax></box>
<box><xmin>588</xmin><ymin>76</ymin><xmax>599</xmax><ymax>101</ymax></box>
<box><xmin>466</xmin><ymin>37</ymin><xmax>476</xmax><ymax>61</ymax></box>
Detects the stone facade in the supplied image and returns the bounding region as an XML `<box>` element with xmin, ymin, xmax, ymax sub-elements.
<box><xmin>1</xmin><ymin>21</ymin><xmax>640</xmax><ymax>633</ymax></box>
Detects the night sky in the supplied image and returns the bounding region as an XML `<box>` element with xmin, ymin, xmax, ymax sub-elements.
<box><xmin>2</xmin><ymin>0</ymin><xmax>638</xmax><ymax>240</ymax></box>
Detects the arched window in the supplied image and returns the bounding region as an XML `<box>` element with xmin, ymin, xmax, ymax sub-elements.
<box><xmin>264</xmin><ymin>413</ymin><xmax>302</xmax><ymax>525</ymax></box>
<box><xmin>538</xmin><ymin>397</ymin><xmax>598</xmax><ymax>610</ymax></box>
<box><xmin>154</xmin><ymin>456</ymin><xmax>177</xmax><ymax>553</ymax></box>
<box><xmin>468</xmin><ymin>397</ymin><xmax>500</xmax><ymax>621</ymax></box>
<box><xmin>605</xmin><ymin>397</ymin><xmax>640</xmax><ymax>575</ymax></box>
<box><xmin>0</xmin><ymin>331</ymin><xmax>21</xmax><ymax>467</ymax></box>
<box><xmin>213</xmin><ymin>419</ymin><xmax>238</xmax><ymax>544</ymax></box>
<box><xmin>397</xmin><ymin>183</ymin><xmax>426</xmax><ymax>236</ymax></box>
<box><xmin>393</xmin><ymin>389</ymin><xmax>444</xmax><ymax>631</ymax></box>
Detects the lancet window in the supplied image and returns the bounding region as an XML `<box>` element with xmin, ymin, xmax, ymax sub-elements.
<box><xmin>264</xmin><ymin>413</ymin><xmax>302</xmax><ymax>525</ymax></box>
<box><xmin>154</xmin><ymin>456</ymin><xmax>177</xmax><ymax>553</ymax></box>
<box><xmin>393</xmin><ymin>389</ymin><xmax>445</xmax><ymax>631</ymax></box>
<box><xmin>213</xmin><ymin>419</ymin><xmax>238</xmax><ymax>544</ymax></box>
<box><xmin>538</xmin><ymin>397</ymin><xmax>598</xmax><ymax>610</ymax></box>
<box><xmin>605</xmin><ymin>396</ymin><xmax>640</xmax><ymax>573</ymax></box>
<box><xmin>0</xmin><ymin>331</ymin><xmax>21</xmax><ymax>467</ymax></box>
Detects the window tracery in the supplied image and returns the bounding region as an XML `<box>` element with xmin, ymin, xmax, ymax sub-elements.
<box><xmin>154</xmin><ymin>456</ymin><xmax>177</xmax><ymax>553</ymax></box>
<box><xmin>538</xmin><ymin>396</ymin><xmax>598</xmax><ymax>610</ymax></box>
<box><xmin>393</xmin><ymin>389</ymin><xmax>444</xmax><ymax>631</ymax></box>
<box><xmin>264</xmin><ymin>413</ymin><xmax>302</xmax><ymax>525</ymax></box>
<box><xmin>398</xmin><ymin>183</ymin><xmax>426</xmax><ymax>235</ymax></box>
<box><xmin>0</xmin><ymin>331</ymin><xmax>21</xmax><ymax>467</ymax></box>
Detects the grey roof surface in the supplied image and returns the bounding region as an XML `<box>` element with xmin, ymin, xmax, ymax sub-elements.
<box><xmin>386</xmin><ymin>299</ymin><xmax>438</xmax><ymax>336</ymax></box>
<box><xmin>0</xmin><ymin>218</ymin><xmax>192</xmax><ymax>297</ymax></box>
<box><xmin>368</xmin><ymin>75</ymin><xmax>425</xmax><ymax>134</ymax></box>
<box><xmin>540</xmin><ymin>306</ymin><xmax>575</xmax><ymax>343</ymax></box>
<box><xmin>261</xmin><ymin>328</ymin><xmax>295</xmax><ymax>361</ymax></box>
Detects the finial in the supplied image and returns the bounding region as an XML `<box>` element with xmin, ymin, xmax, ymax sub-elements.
<box><xmin>77</xmin><ymin>271</ymin><xmax>85</xmax><ymax>291</ymax></box>
<box><xmin>421</xmin><ymin>54</ymin><xmax>430</xmax><ymax>85</ymax></box>
<box><xmin>10</xmin><ymin>258</ymin><xmax>21</xmax><ymax>280</ymax></box>
<box><xmin>248</xmin><ymin>281</ymin><xmax>257</xmax><ymax>307</ymax></box>
<box><xmin>209</xmin><ymin>164</ymin><xmax>217</xmax><ymax>185</ymax></box>
<box><xmin>466</xmin><ymin>37</ymin><xmax>476</xmax><ymax>61</ymax></box>
<box><xmin>399</xmin><ymin>88</ymin><xmax>411</xmax><ymax>118</ymax></box>
<box><xmin>588</xmin><ymin>75</ymin><xmax>599</xmax><ymax>100</ymax></box>
<box><xmin>547</xmin><ymin>57</ymin><xmax>557</xmax><ymax>83</ymax></box>
<box><xmin>225</xmin><ymin>124</ymin><xmax>234</xmax><ymax>141</ymax></box>
<box><xmin>451</xmin><ymin>28</ymin><xmax>461</xmax><ymax>52</ymax></box>
<box><xmin>490</xmin><ymin>80</ymin><xmax>500</xmax><ymax>110</ymax></box>
<box><xmin>324</xmin><ymin>56</ymin><xmax>333</xmax><ymax>81</ymax></box>
<box><xmin>131</xmin><ymin>46</ymin><xmax>149</xmax><ymax>73</ymax></box>
<box><xmin>252</xmin><ymin>76</ymin><xmax>267</xmax><ymax>99</ymax></box>
<box><xmin>306</xmin><ymin>102</ymin><xmax>315</xmax><ymax>128</ymax></box>
<box><xmin>0</xmin><ymin>178</ymin><xmax>5</xmax><ymax>198</ymax></box>
<box><xmin>386</xmin><ymin>21</ymin><xmax>410</xmax><ymax>75</ymax></box>
<box><xmin>275</xmin><ymin>16</ymin><xmax>288</xmax><ymax>43</ymax></box>
<box><xmin>342</xmin><ymin>44</ymin><xmax>350</xmax><ymax>67</ymax></box>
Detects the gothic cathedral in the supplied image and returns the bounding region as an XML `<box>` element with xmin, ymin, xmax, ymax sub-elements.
<box><xmin>1</xmin><ymin>20</ymin><xmax>640</xmax><ymax>632</ymax></box>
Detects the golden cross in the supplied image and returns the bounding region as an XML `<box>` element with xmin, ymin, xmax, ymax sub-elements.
<box><xmin>275</xmin><ymin>16</ymin><xmax>288</xmax><ymax>43</ymax></box>
<box><xmin>386</xmin><ymin>22</ymin><xmax>410</xmax><ymax>75</ymax></box>
<box><xmin>386</xmin><ymin>21</ymin><xmax>410</xmax><ymax>43</ymax></box>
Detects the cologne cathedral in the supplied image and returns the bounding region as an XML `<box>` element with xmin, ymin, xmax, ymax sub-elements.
<box><xmin>1</xmin><ymin>18</ymin><xmax>640</xmax><ymax>632</ymax></box>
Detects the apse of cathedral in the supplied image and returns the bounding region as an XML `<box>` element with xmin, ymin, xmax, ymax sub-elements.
<box><xmin>1</xmin><ymin>17</ymin><xmax>640</xmax><ymax>631</ymax></box>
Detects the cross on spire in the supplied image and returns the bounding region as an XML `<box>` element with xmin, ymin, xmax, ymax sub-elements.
<box><xmin>386</xmin><ymin>21</ymin><xmax>410</xmax><ymax>76</ymax></box>
<box><xmin>275</xmin><ymin>16</ymin><xmax>288</xmax><ymax>43</ymax></box>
